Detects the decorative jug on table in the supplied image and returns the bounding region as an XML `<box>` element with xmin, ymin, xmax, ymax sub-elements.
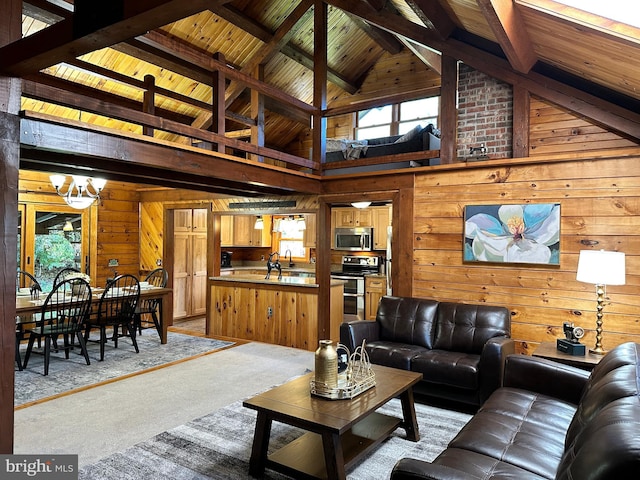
<box><xmin>314</xmin><ymin>340</ymin><xmax>338</xmax><ymax>389</ymax></box>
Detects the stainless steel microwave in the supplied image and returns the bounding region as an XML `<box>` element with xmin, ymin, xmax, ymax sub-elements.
<box><xmin>334</xmin><ymin>227</ymin><xmax>373</xmax><ymax>251</ymax></box>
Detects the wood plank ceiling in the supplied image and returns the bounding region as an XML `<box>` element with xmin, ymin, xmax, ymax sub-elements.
<box><xmin>5</xmin><ymin>0</ymin><xmax>640</xmax><ymax>193</ymax></box>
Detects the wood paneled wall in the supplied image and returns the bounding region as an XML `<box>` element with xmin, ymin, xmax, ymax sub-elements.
<box><xmin>89</xmin><ymin>180</ymin><xmax>141</xmax><ymax>285</ymax></box>
<box><xmin>18</xmin><ymin>171</ymin><xmax>141</xmax><ymax>286</ymax></box>
<box><xmin>412</xmin><ymin>151</ymin><xmax>640</xmax><ymax>354</ymax></box>
<box><xmin>139</xmin><ymin>201</ymin><xmax>164</xmax><ymax>271</ymax></box>
<box><xmin>530</xmin><ymin>96</ymin><xmax>639</xmax><ymax>156</ymax></box>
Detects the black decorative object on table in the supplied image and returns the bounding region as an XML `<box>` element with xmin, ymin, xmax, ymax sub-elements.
<box><xmin>265</xmin><ymin>251</ymin><xmax>282</xmax><ymax>280</ymax></box>
<box><xmin>557</xmin><ymin>321</ymin><xmax>586</xmax><ymax>355</ymax></box>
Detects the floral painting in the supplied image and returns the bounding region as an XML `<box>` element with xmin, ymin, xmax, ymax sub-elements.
<box><xmin>464</xmin><ymin>203</ymin><xmax>560</xmax><ymax>265</ymax></box>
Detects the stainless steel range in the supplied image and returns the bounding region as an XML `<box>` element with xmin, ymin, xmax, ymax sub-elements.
<box><xmin>331</xmin><ymin>256</ymin><xmax>380</xmax><ymax>320</ymax></box>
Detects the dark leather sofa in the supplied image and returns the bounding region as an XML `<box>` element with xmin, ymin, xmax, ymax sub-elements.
<box><xmin>391</xmin><ymin>341</ymin><xmax>640</xmax><ymax>480</ymax></box>
<box><xmin>340</xmin><ymin>296</ymin><xmax>514</xmax><ymax>407</ymax></box>
<box><xmin>325</xmin><ymin>124</ymin><xmax>441</xmax><ymax>163</ymax></box>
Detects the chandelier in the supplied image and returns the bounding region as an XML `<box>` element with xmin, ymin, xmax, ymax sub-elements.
<box><xmin>50</xmin><ymin>174</ymin><xmax>107</xmax><ymax>209</ymax></box>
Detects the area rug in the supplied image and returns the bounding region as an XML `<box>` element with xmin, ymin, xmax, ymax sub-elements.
<box><xmin>79</xmin><ymin>396</ymin><xmax>471</xmax><ymax>479</ymax></box>
<box><xmin>15</xmin><ymin>332</ymin><xmax>234</xmax><ymax>406</ymax></box>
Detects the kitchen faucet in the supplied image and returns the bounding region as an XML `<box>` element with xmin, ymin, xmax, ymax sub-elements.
<box><xmin>284</xmin><ymin>249</ymin><xmax>294</xmax><ymax>268</ymax></box>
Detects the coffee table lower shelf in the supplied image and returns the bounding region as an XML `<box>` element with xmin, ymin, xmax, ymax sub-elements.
<box><xmin>267</xmin><ymin>412</ymin><xmax>401</xmax><ymax>479</ymax></box>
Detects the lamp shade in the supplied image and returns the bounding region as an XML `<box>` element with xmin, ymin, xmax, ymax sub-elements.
<box><xmin>576</xmin><ymin>250</ymin><xmax>626</xmax><ymax>285</ymax></box>
<box><xmin>351</xmin><ymin>201</ymin><xmax>371</xmax><ymax>209</ymax></box>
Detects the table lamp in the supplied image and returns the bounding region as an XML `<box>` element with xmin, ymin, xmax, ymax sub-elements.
<box><xmin>576</xmin><ymin>250</ymin><xmax>625</xmax><ymax>354</ymax></box>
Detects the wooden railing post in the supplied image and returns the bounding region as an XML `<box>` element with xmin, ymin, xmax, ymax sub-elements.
<box><xmin>312</xmin><ymin>0</ymin><xmax>327</xmax><ymax>175</ymax></box>
<box><xmin>212</xmin><ymin>52</ymin><xmax>226</xmax><ymax>153</ymax></box>
<box><xmin>251</xmin><ymin>64</ymin><xmax>265</xmax><ymax>163</ymax></box>
<box><xmin>143</xmin><ymin>74</ymin><xmax>155</xmax><ymax>137</ymax></box>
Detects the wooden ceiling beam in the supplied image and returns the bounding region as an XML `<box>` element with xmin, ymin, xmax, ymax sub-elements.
<box><xmin>23</xmin><ymin>74</ymin><xmax>195</xmax><ymax>126</ymax></box>
<box><xmin>325</xmin><ymin>0</ymin><xmax>442</xmax><ymax>47</ymax></box>
<box><xmin>0</xmin><ymin>0</ymin><xmax>230</xmax><ymax>76</ymax></box>
<box><xmin>23</xmin><ymin>0</ymin><xmax>69</xmax><ymax>23</ymax></box>
<box><xmin>403</xmin><ymin>0</ymin><xmax>456</xmax><ymax>40</ymax></box>
<box><xmin>213</xmin><ymin>4</ymin><xmax>359</xmax><ymax>94</ymax></box>
<box><xmin>224</xmin><ymin>0</ymin><xmax>315</xmax><ymax>109</ymax></box>
<box><xmin>19</xmin><ymin>116</ymin><xmax>321</xmax><ymax>194</ymax></box>
<box><xmin>19</xmin><ymin>150</ymin><xmax>286</xmax><ymax>197</ymax></box>
<box><xmin>401</xmin><ymin>39</ymin><xmax>442</xmax><ymax>74</ymax></box>
<box><xmin>476</xmin><ymin>0</ymin><xmax>537</xmax><ymax>73</ymax></box>
<box><xmin>344</xmin><ymin>5</ymin><xmax>403</xmax><ymax>55</ymax></box>
<box><xmin>137</xmin><ymin>30</ymin><xmax>316</xmax><ymax>114</ymax></box>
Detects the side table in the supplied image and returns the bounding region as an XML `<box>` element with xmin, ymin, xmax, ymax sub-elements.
<box><xmin>532</xmin><ymin>341</ymin><xmax>602</xmax><ymax>370</ymax></box>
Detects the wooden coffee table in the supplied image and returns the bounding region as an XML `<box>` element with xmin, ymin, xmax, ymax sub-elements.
<box><xmin>243</xmin><ymin>365</ymin><xmax>422</xmax><ymax>480</ymax></box>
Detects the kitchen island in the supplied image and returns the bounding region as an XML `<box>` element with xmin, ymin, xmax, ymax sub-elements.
<box><xmin>208</xmin><ymin>275</ymin><xmax>344</xmax><ymax>351</ymax></box>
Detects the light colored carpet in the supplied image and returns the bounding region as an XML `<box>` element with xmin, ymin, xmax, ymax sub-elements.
<box><xmin>14</xmin><ymin>342</ymin><xmax>316</xmax><ymax>468</ymax></box>
<box><xmin>15</xmin><ymin>331</ymin><xmax>234</xmax><ymax>406</ymax></box>
<box><xmin>78</xmin><ymin>396</ymin><xmax>471</xmax><ymax>479</ymax></box>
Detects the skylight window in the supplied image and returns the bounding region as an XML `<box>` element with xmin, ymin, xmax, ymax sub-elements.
<box><xmin>552</xmin><ymin>0</ymin><xmax>640</xmax><ymax>29</ymax></box>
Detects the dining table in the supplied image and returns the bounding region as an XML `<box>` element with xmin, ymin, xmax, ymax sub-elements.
<box><xmin>16</xmin><ymin>286</ymin><xmax>173</xmax><ymax>344</ymax></box>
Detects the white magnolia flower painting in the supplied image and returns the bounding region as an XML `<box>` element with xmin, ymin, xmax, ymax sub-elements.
<box><xmin>464</xmin><ymin>203</ymin><xmax>560</xmax><ymax>265</ymax></box>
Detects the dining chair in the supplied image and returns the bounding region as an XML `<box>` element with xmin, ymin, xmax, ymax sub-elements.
<box><xmin>135</xmin><ymin>267</ymin><xmax>168</xmax><ymax>337</ymax></box>
<box><xmin>22</xmin><ymin>278</ymin><xmax>92</xmax><ymax>376</ymax></box>
<box><xmin>16</xmin><ymin>269</ymin><xmax>42</xmax><ymax>293</ymax></box>
<box><xmin>85</xmin><ymin>274</ymin><xmax>140</xmax><ymax>361</ymax></box>
<box><xmin>52</xmin><ymin>267</ymin><xmax>81</xmax><ymax>287</ymax></box>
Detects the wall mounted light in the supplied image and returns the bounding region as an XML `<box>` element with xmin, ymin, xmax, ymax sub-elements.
<box><xmin>254</xmin><ymin>216</ymin><xmax>264</xmax><ymax>229</ymax></box>
<box><xmin>576</xmin><ymin>249</ymin><xmax>626</xmax><ymax>354</ymax></box>
<box><xmin>50</xmin><ymin>174</ymin><xmax>107</xmax><ymax>209</ymax></box>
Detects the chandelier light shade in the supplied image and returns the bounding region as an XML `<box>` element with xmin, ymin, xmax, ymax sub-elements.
<box><xmin>50</xmin><ymin>174</ymin><xmax>107</xmax><ymax>210</ymax></box>
<box><xmin>351</xmin><ymin>201</ymin><xmax>371</xmax><ymax>209</ymax></box>
<box><xmin>576</xmin><ymin>250</ymin><xmax>626</xmax><ymax>354</ymax></box>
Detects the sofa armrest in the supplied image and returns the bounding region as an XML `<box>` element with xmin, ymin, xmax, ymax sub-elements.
<box><xmin>391</xmin><ymin>458</ymin><xmax>480</xmax><ymax>480</ymax></box>
<box><xmin>503</xmin><ymin>354</ymin><xmax>589</xmax><ymax>405</ymax></box>
<box><xmin>339</xmin><ymin>320</ymin><xmax>380</xmax><ymax>353</ymax></box>
<box><xmin>478</xmin><ymin>336</ymin><xmax>515</xmax><ymax>403</ymax></box>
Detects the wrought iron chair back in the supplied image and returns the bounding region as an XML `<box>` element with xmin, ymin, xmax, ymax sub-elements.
<box><xmin>16</xmin><ymin>269</ymin><xmax>42</xmax><ymax>293</ymax></box>
<box><xmin>86</xmin><ymin>274</ymin><xmax>140</xmax><ymax>361</ymax></box>
<box><xmin>52</xmin><ymin>267</ymin><xmax>81</xmax><ymax>287</ymax></box>
<box><xmin>135</xmin><ymin>268</ymin><xmax>168</xmax><ymax>336</ymax></box>
<box><xmin>22</xmin><ymin>278</ymin><xmax>92</xmax><ymax>375</ymax></box>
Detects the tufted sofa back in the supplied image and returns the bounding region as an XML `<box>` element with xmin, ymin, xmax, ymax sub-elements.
<box><xmin>556</xmin><ymin>342</ymin><xmax>640</xmax><ymax>480</ymax></box>
<box><xmin>376</xmin><ymin>296</ymin><xmax>510</xmax><ymax>353</ymax></box>
<box><xmin>433</xmin><ymin>302</ymin><xmax>511</xmax><ymax>354</ymax></box>
<box><xmin>377</xmin><ymin>296</ymin><xmax>438</xmax><ymax>349</ymax></box>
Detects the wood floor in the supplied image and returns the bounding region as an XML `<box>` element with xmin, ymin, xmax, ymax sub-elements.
<box><xmin>171</xmin><ymin>316</ymin><xmax>206</xmax><ymax>335</ymax></box>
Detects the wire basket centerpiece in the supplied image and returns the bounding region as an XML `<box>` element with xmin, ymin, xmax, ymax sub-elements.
<box><xmin>310</xmin><ymin>340</ymin><xmax>376</xmax><ymax>400</ymax></box>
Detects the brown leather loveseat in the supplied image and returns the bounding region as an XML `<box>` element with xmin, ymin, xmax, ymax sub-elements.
<box><xmin>340</xmin><ymin>296</ymin><xmax>514</xmax><ymax>407</ymax></box>
<box><xmin>391</xmin><ymin>341</ymin><xmax>640</xmax><ymax>480</ymax></box>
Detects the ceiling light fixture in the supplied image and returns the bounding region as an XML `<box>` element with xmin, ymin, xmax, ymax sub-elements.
<box><xmin>351</xmin><ymin>201</ymin><xmax>371</xmax><ymax>209</ymax></box>
<box><xmin>50</xmin><ymin>174</ymin><xmax>107</xmax><ymax>210</ymax></box>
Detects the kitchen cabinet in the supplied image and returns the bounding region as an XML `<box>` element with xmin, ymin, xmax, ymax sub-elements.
<box><xmin>221</xmin><ymin>214</ymin><xmax>271</xmax><ymax>247</ymax></box>
<box><xmin>372</xmin><ymin>205</ymin><xmax>391</xmax><ymax>250</ymax></box>
<box><xmin>303</xmin><ymin>213</ymin><xmax>316</xmax><ymax>248</ymax></box>
<box><xmin>173</xmin><ymin>208</ymin><xmax>208</xmax><ymax>319</ymax></box>
<box><xmin>220</xmin><ymin>215</ymin><xmax>234</xmax><ymax>246</ymax></box>
<box><xmin>365</xmin><ymin>275</ymin><xmax>387</xmax><ymax>320</ymax></box>
<box><xmin>209</xmin><ymin>277</ymin><xmax>344</xmax><ymax>350</ymax></box>
<box><xmin>333</xmin><ymin>207</ymin><xmax>373</xmax><ymax>227</ymax></box>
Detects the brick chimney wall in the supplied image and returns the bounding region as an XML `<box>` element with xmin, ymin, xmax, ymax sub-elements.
<box><xmin>457</xmin><ymin>63</ymin><xmax>513</xmax><ymax>160</ymax></box>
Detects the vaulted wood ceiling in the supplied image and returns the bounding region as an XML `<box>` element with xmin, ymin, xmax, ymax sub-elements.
<box><xmin>5</xmin><ymin>0</ymin><xmax>640</xmax><ymax>178</ymax></box>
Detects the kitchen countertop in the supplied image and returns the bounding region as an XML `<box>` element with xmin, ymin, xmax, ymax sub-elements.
<box><xmin>221</xmin><ymin>265</ymin><xmax>316</xmax><ymax>274</ymax></box>
<box><xmin>210</xmin><ymin>274</ymin><xmax>345</xmax><ymax>287</ymax></box>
